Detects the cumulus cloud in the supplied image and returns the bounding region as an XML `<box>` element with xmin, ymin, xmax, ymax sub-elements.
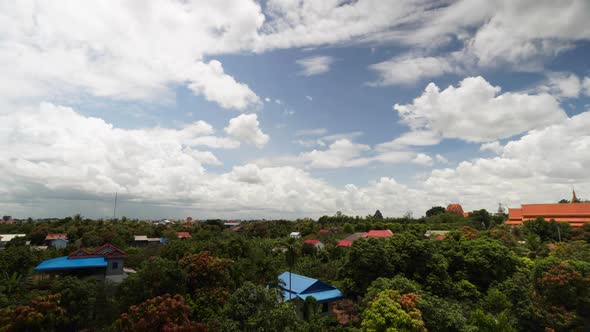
<box><xmin>376</xmin><ymin>131</ymin><xmax>441</xmax><ymax>151</ymax></box>
<box><xmin>369</xmin><ymin>55</ymin><xmax>458</xmax><ymax>86</ymax></box>
<box><xmin>412</xmin><ymin>153</ymin><xmax>433</xmax><ymax>166</ymax></box>
<box><xmin>0</xmin><ymin>104</ymin><xmax>431</xmax><ymax>218</ymax></box>
<box><xmin>296</xmin><ymin>56</ymin><xmax>335</xmax><ymax>76</ymax></box>
<box><xmin>0</xmin><ymin>102</ymin><xmax>221</xmax><ymax>202</ymax></box>
<box><xmin>224</xmin><ymin>114</ymin><xmax>270</xmax><ymax>148</ymax></box>
<box><xmin>537</xmin><ymin>72</ymin><xmax>590</xmax><ymax>99</ymax></box>
<box><xmin>301</xmin><ymin>139</ymin><xmax>370</xmax><ymax>168</ymax></box>
<box><xmin>480</xmin><ymin>141</ymin><xmax>504</xmax><ymax>154</ymax></box>
<box><xmin>394</xmin><ymin>76</ymin><xmax>568</xmax><ymax>142</ymax></box>
<box><xmin>0</xmin><ymin>0</ymin><xmax>262</xmax><ymax>110</ymax></box>
<box><xmin>423</xmin><ymin>111</ymin><xmax>590</xmax><ymax>211</ymax></box>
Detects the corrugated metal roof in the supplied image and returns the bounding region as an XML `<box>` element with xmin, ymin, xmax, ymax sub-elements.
<box><xmin>278</xmin><ymin>271</ymin><xmax>317</xmax><ymax>294</ymax></box>
<box><xmin>365</xmin><ymin>230</ymin><xmax>394</xmax><ymax>238</ymax></box>
<box><xmin>278</xmin><ymin>271</ymin><xmax>342</xmax><ymax>303</ymax></box>
<box><xmin>45</xmin><ymin>233</ymin><xmax>68</xmax><ymax>240</ymax></box>
<box><xmin>35</xmin><ymin>256</ymin><xmax>107</xmax><ymax>271</ymax></box>
<box><xmin>0</xmin><ymin>234</ymin><xmax>26</xmax><ymax>242</ymax></box>
<box><xmin>298</xmin><ymin>289</ymin><xmax>343</xmax><ymax>302</ymax></box>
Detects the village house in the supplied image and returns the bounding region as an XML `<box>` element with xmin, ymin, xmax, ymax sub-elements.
<box><xmin>132</xmin><ymin>235</ymin><xmax>164</xmax><ymax>246</ymax></box>
<box><xmin>177</xmin><ymin>231</ymin><xmax>191</xmax><ymax>239</ymax></box>
<box><xmin>35</xmin><ymin>243</ymin><xmax>131</xmax><ymax>283</ymax></box>
<box><xmin>289</xmin><ymin>232</ymin><xmax>301</xmax><ymax>239</ymax></box>
<box><xmin>0</xmin><ymin>234</ymin><xmax>26</xmax><ymax>249</ymax></box>
<box><xmin>303</xmin><ymin>239</ymin><xmax>325</xmax><ymax>250</ymax></box>
<box><xmin>424</xmin><ymin>230</ymin><xmax>450</xmax><ymax>240</ymax></box>
<box><xmin>278</xmin><ymin>271</ymin><xmax>343</xmax><ymax>319</ymax></box>
<box><xmin>337</xmin><ymin>229</ymin><xmax>394</xmax><ymax>247</ymax></box>
<box><xmin>44</xmin><ymin>233</ymin><xmax>69</xmax><ymax>249</ymax></box>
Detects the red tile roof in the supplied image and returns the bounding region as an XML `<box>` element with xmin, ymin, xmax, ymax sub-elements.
<box><xmin>304</xmin><ymin>239</ymin><xmax>320</xmax><ymax>245</ymax></box>
<box><xmin>364</xmin><ymin>230</ymin><xmax>394</xmax><ymax>238</ymax></box>
<box><xmin>319</xmin><ymin>229</ymin><xmax>330</xmax><ymax>234</ymax></box>
<box><xmin>45</xmin><ymin>233</ymin><xmax>68</xmax><ymax>240</ymax></box>
<box><xmin>507</xmin><ymin>203</ymin><xmax>590</xmax><ymax>227</ymax></box>
<box><xmin>433</xmin><ymin>234</ymin><xmax>446</xmax><ymax>241</ymax></box>
<box><xmin>337</xmin><ymin>240</ymin><xmax>353</xmax><ymax>247</ymax></box>
<box><xmin>177</xmin><ymin>232</ymin><xmax>191</xmax><ymax>238</ymax></box>
<box><xmin>68</xmin><ymin>243</ymin><xmax>128</xmax><ymax>259</ymax></box>
<box><xmin>447</xmin><ymin>204</ymin><xmax>465</xmax><ymax>216</ymax></box>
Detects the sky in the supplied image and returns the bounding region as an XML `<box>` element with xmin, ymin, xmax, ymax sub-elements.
<box><xmin>1</xmin><ymin>0</ymin><xmax>590</xmax><ymax>220</ymax></box>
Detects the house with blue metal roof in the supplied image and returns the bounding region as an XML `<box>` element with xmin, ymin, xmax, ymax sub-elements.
<box><xmin>35</xmin><ymin>243</ymin><xmax>130</xmax><ymax>283</ymax></box>
<box><xmin>278</xmin><ymin>271</ymin><xmax>343</xmax><ymax>318</ymax></box>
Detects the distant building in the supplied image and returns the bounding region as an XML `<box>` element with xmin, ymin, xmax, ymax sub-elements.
<box><xmin>278</xmin><ymin>271</ymin><xmax>343</xmax><ymax>319</ymax></box>
<box><xmin>289</xmin><ymin>232</ymin><xmax>301</xmax><ymax>239</ymax></box>
<box><xmin>0</xmin><ymin>234</ymin><xmax>26</xmax><ymax>249</ymax></box>
<box><xmin>303</xmin><ymin>239</ymin><xmax>325</xmax><ymax>250</ymax></box>
<box><xmin>44</xmin><ymin>233</ymin><xmax>69</xmax><ymax>249</ymax></box>
<box><xmin>337</xmin><ymin>232</ymin><xmax>367</xmax><ymax>247</ymax></box>
<box><xmin>424</xmin><ymin>230</ymin><xmax>450</xmax><ymax>240</ymax></box>
<box><xmin>319</xmin><ymin>229</ymin><xmax>330</xmax><ymax>234</ymax></box>
<box><xmin>133</xmin><ymin>235</ymin><xmax>164</xmax><ymax>246</ymax></box>
<box><xmin>35</xmin><ymin>243</ymin><xmax>130</xmax><ymax>283</ymax></box>
<box><xmin>337</xmin><ymin>230</ymin><xmax>394</xmax><ymax>247</ymax></box>
<box><xmin>365</xmin><ymin>230</ymin><xmax>394</xmax><ymax>238</ymax></box>
<box><xmin>177</xmin><ymin>232</ymin><xmax>191</xmax><ymax>239</ymax></box>
<box><xmin>223</xmin><ymin>221</ymin><xmax>241</xmax><ymax>228</ymax></box>
<box><xmin>506</xmin><ymin>202</ymin><xmax>590</xmax><ymax>227</ymax></box>
<box><xmin>447</xmin><ymin>204</ymin><xmax>465</xmax><ymax>217</ymax></box>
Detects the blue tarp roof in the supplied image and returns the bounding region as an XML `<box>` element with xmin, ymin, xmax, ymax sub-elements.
<box><xmin>278</xmin><ymin>271</ymin><xmax>343</xmax><ymax>303</ymax></box>
<box><xmin>35</xmin><ymin>256</ymin><xmax>107</xmax><ymax>271</ymax></box>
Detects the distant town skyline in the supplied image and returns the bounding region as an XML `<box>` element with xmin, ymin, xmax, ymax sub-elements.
<box><xmin>1</xmin><ymin>1</ymin><xmax>590</xmax><ymax>219</ymax></box>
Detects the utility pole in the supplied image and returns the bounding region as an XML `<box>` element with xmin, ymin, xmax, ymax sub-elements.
<box><xmin>112</xmin><ymin>192</ymin><xmax>118</xmax><ymax>220</ymax></box>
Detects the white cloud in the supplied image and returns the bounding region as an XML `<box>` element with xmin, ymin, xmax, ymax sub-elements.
<box><xmin>265</xmin><ymin>97</ymin><xmax>271</xmax><ymax>102</ymax></box>
<box><xmin>256</xmin><ymin>0</ymin><xmax>425</xmax><ymax>51</ymax></box>
<box><xmin>376</xmin><ymin>130</ymin><xmax>441</xmax><ymax>151</ymax></box>
<box><xmin>369</xmin><ymin>55</ymin><xmax>458</xmax><ymax>85</ymax></box>
<box><xmin>302</xmin><ymin>139</ymin><xmax>370</xmax><ymax>168</ymax></box>
<box><xmin>412</xmin><ymin>153</ymin><xmax>433</xmax><ymax>166</ymax></box>
<box><xmin>423</xmin><ymin>111</ymin><xmax>590</xmax><ymax>211</ymax></box>
<box><xmin>295</xmin><ymin>128</ymin><xmax>328</xmax><ymax>136</ymax></box>
<box><xmin>395</xmin><ymin>76</ymin><xmax>568</xmax><ymax>142</ymax></box>
<box><xmin>0</xmin><ymin>0</ymin><xmax>263</xmax><ymax>110</ymax></box>
<box><xmin>0</xmin><ymin>102</ymin><xmax>221</xmax><ymax>201</ymax></box>
<box><xmin>480</xmin><ymin>141</ymin><xmax>504</xmax><ymax>154</ymax></box>
<box><xmin>435</xmin><ymin>154</ymin><xmax>449</xmax><ymax>164</ymax></box>
<box><xmin>296</xmin><ymin>55</ymin><xmax>335</xmax><ymax>76</ymax></box>
<box><xmin>306</xmin><ymin>95</ymin><xmax>313</xmax><ymax>101</ymax></box>
<box><xmin>224</xmin><ymin>114</ymin><xmax>270</xmax><ymax>148</ymax></box>
<box><xmin>537</xmin><ymin>72</ymin><xmax>589</xmax><ymax>98</ymax></box>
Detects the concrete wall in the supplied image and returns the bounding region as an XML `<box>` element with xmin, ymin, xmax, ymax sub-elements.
<box><xmin>105</xmin><ymin>258</ymin><xmax>125</xmax><ymax>276</ymax></box>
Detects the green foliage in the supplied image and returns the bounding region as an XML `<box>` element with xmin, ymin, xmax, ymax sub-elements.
<box><xmin>117</xmin><ymin>256</ymin><xmax>186</xmax><ymax>309</ymax></box>
<box><xmin>523</xmin><ymin>216</ymin><xmax>572</xmax><ymax>242</ymax></box>
<box><xmin>425</xmin><ymin>206</ymin><xmax>446</xmax><ymax>217</ymax></box>
<box><xmin>469</xmin><ymin>209</ymin><xmax>492</xmax><ymax>229</ymax></box>
<box><xmin>117</xmin><ymin>294</ymin><xmax>206</xmax><ymax>331</ymax></box>
<box><xmin>361</xmin><ymin>290</ymin><xmax>426</xmax><ymax>332</ymax></box>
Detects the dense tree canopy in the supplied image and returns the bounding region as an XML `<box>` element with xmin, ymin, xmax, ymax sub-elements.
<box><xmin>0</xmin><ymin>212</ymin><xmax>589</xmax><ymax>331</ymax></box>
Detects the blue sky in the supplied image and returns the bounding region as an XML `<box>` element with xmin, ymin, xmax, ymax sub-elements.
<box><xmin>1</xmin><ymin>0</ymin><xmax>590</xmax><ymax>219</ymax></box>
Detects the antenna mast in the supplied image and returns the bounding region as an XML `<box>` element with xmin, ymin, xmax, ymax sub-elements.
<box><xmin>113</xmin><ymin>192</ymin><xmax>118</xmax><ymax>220</ymax></box>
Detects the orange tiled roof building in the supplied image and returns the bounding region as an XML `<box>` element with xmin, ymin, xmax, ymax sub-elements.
<box><xmin>447</xmin><ymin>204</ymin><xmax>465</xmax><ymax>217</ymax></box>
<box><xmin>506</xmin><ymin>192</ymin><xmax>590</xmax><ymax>228</ymax></box>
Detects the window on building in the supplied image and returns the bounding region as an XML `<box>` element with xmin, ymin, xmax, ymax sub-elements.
<box><xmin>322</xmin><ymin>303</ymin><xmax>329</xmax><ymax>313</ymax></box>
<box><xmin>112</xmin><ymin>262</ymin><xmax>119</xmax><ymax>269</ymax></box>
